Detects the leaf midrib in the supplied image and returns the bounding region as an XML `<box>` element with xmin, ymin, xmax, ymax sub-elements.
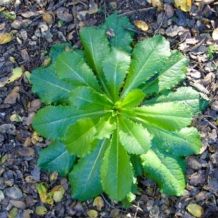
<box><xmin>36</xmin><ymin>111</ymin><xmax>108</xmax><ymax>126</ymax></box>
<box><xmin>33</xmin><ymin>75</ymin><xmax>71</xmax><ymax>93</ymax></box>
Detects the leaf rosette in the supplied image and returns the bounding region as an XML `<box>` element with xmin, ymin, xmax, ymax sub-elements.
<box><xmin>31</xmin><ymin>14</ymin><xmax>207</xmax><ymax>202</ymax></box>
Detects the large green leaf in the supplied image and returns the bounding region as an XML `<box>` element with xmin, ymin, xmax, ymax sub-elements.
<box><xmin>69</xmin><ymin>87</ymin><xmax>113</xmax><ymax>111</ymax></box>
<box><xmin>147</xmin><ymin>126</ymin><xmax>202</xmax><ymax>156</ymax></box>
<box><xmin>31</xmin><ymin>67</ymin><xmax>72</xmax><ymax>104</ymax></box>
<box><xmin>144</xmin><ymin>87</ymin><xmax>207</xmax><ymax>115</ymax></box>
<box><xmin>56</xmin><ymin>51</ymin><xmax>100</xmax><ymax>91</ymax></box>
<box><xmin>142</xmin><ymin>51</ymin><xmax>188</xmax><ymax>95</ymax></box>
<box><xmin>119</xmin><ymin>117</ymin><xmax>152</xmax><ymax>154</ymax></box>
<box><xmin>135</xmin><ymin>102</ymin><xmax>194</xmax><ymax>131</ymax></box>
<box><xmin>49</xmin><ymin>43</ymin><xmax>72</xmax><ymax>63</ymax></box>
<box><xmin>80</xmin><ymin>27</ymin><xmax>110</xmax><ymax>76</ymax></box>
<box><xmin>64</xmin><ymin>118</ymin><xmax>97</xmax><ymax>157</ymax></box>
<box><xmin>141</xmin><ymin>148</ymin><xmax>185</xmax><ymax>196</ymax></box>
<box><xmin>101</xmin><ymin>131</ymin><xmax>133</xmax><ymax>201</ymax></box>
<box><xmin>32</xmin><ymin>106</ymin><xmax>108</xmax><ymax>140</ymax></box>
<box><xmin>123</xmin><ymin>35</ymin><xmax>171</xmax><ymax>96</ymax></box>
<box><xmin>69</xmin><ymin>140</ymin><xmax>108</xmax><ymax>200</ymax></box>
<box><xmin>103</xmin><ymin>48</ymin><xmax>130</xmax><ymax>101</ymax></box>
<box><xmin>37</xmin><ymin>141</ymin><xmax>76</xmax><ymax>176</ymax></box>
<box><xmin>103</xmin><ymin>14</ymin><xmax>134</xmax><ymax>53</ymax></box>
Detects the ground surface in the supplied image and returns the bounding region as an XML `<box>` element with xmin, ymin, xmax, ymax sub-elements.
<box><xmin>0</xmin><ymin>0</ymin><xmax>218</xmax><ymax>218</ymax></box>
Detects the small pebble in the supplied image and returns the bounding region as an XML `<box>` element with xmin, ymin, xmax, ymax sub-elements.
<box><xmin>0</xmin><ymin>190</ymin><xmax>5</xmax><ymax>202</ymax></box>
<box><xmin>211</xmin><ymin>101</ymin><xmax>218</xmax><ymax>111</ymax></box>
<box><xmin>10</xmin><ymin>200</ymin><xmax>26</xmax><ymax>209</ymax></box>
<box><xmin>5</xmin><ymin>186</ymin><xmax>23</xmax><ymax>200</ymax></box>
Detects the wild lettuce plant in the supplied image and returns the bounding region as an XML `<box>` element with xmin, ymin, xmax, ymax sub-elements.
<box><xmin>31</xmin><ymin>14</ymin><xmax>207</xmax><ymax>202</ymax></box>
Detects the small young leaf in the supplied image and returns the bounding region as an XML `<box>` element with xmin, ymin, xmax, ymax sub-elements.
<box><xmin>103</xmin><ymin>14</ymin><xmax>134</xmax><ymax>52</ymax></box>
<box><xmin>37</xmin><ymin>141</ymin><xmax>76</xmax><ymax>176</ymax></box>
<box><xmin>64</xmin><ymin>118</ymin><xmax>97</xmax><ymax>157</ymax></box>
<box><xmin>69</xmin><ymin>140</ymin><xmax>108</xmax><ymax>200</ymax></box>
<box><xmin>101</xmin><ymin>131</ymin><xmax>133</xmax><ymax>201</ymax></box>
<box><xmin>56</xmin><ymin>51</ymin><xmax>100</xmax><ymax>91</ymax></box>
<box><xmin>31</xmin><ymin>67</ymin><xmax>72</xmax><ymax>104</ymax></box>
<box><xmin>119</xmin><ymin>89</ymin><xmax>145</xmax><ymax>108</ymax></box>
<box><xmin>103</xmin><ymin>48</ymin><xmax>130</xmax><ymax>101</ymax></box>
<box><xmin>123</xmin><ymin>35</ymin><xmax>171</xmax><ymax>96</ymax></box>
<box><xmin>119</xmin><ymin>117</ymin><xmax>152</xmax><ymax>154</ymax></box>
<box><xmin>95</xmin><ymin>117</ymin><xmax>115</xmax><ymax>139</ymax></box>
<box><xmin>141</xmin><ymin>148</ymin><xmax>185</xmax><ymax>196</ymax></box>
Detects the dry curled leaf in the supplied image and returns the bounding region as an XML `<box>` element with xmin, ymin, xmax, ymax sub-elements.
<box><xmin>134</xmin><ymin>20</ymin><xmax>149</xmax><ymax>32</ymax></box>
<box><xmin>175</xmin><ymin>0</ymin><xmax>192</xmax><ymax>12</ymax></box>
<box><xmin>42</xmin><ymin>12</ymin><xmax>54</xmax><ymax>25</ymax></box>
<box><xmin>0</xmin><ymin>32</ymin><xmax>13</xmax><ymax>44</ymax></box>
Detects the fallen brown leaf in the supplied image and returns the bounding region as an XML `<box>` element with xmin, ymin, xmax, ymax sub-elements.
<box><xmin>0</xmin><ymin>32</ymin><xmax>13</xmax><ymax>44</ymax></box>
<box><xmin>4</xmin><ymin>86</ymin><xmax>20</xmax><ymax>104</ymax></box>
<box><xmin>134</xmin><ymin>20</ymin><xmax>149</xmax><ymax>32</ymax></box>
<box><xmin>147</xmin><ymin>0</ymin><xmax>163</xmax><ymax>10</ymax></box>
<box><xmin>0</xmin><ymin>67</ymin><xmax>23</xmax><ymax>88</ymax></box>
<box><xmin>175</xmin><ymin>0</ymin><xmax>192</xmax><ymax>12</ymax></box>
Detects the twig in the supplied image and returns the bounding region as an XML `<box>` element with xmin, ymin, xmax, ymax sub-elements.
<box><xmin>118</xmin><ymin>7</ymin><xmax>154</xmax><ymax>16</ymax></box>
<box><xmin>133</xmin><ymin>202</ymin><xmax>143</xmax><ymax>218</ymax></box>
<box><xmin>53</xmin><ymin>0</ymin><xmax>68</xmax><ymax>10</ymax></box>
<box><xmin>101</xmin><ymin>194</ymin><xmax>115</xmax><ymax>208</ymax></box>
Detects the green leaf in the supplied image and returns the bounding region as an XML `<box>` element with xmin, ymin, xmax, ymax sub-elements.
<box><xmin>69</xmin><ymin>87</ymin><xmax>113</xmax><ymax>110</ymax></box>
<box><xmin>80</xmin><ymin>27</ymin><xmax>110</xmax><ymax>76</ymax></box>
<box><xmin>103</xmin><ymin>14</ymin><xmax>134</xmax><ymax>52</ymax></box>
<box><xmin>119</xmin><ymin>89</ymin><xmax>145</xmax><ymax>108</ymax></box>
<box><xmin>32</xmin><ymin>106</ymin><xmax>108</xmax><ymax>140</ymax></box>
<box><xmin>131</xmin><ymin>155</ymin><xmax>144</xmax><ymax>176</ymax></box>
<box><xmin>147</xmin><ymin>126</ymin><xmax>202</xmax><ymax>156</ymax></box>
<box><xmin>144</xmin><ymin>87</ymin><xmax>206</xmax><ymax>115</ymax></box>
<box><xmin>103</xmin><ymin>48</ymin><xmax>130</xmax><ymax>101</ymax></box>
<box><xmin>141</xmin><ymin>148</ymin><xmax>185</xmax><ymax>196</ymax></box>
<box><xmin>95</xmin><ymin>117</ymin><xmax>115</xmax><ymax>139</ymax></box>
<box><xmin>101</xmin><ymin>131</ymin><xmax>133</xmax><ymax>201</ymax></box>
<box><xmin>119</xmin><ymin>117</ymin><xmax>152</xmax><ymax>154</ymax></box>
<box><xmin>64</xmin><ymin>118</ymin><xmax>97</xmax><ymax>157</ymax></box>
<box><xmin>56</xmin><ymin>51</ymin><xmax>100</xmax><ymax>91</ymax></box>
<box><xmin>142</xmin><ymin>51</ymin><xmax>188</xmax><ymax>95</ymax></box>
<box><xmin>123</xmin><ymin>35</ymin><xmax>171</xmax><ymax>96</ymax></box>
<box><xmin>31</xmin><ymin>67</ymin><xmax>72</xmax><ymax>104</ymax></box>
<box><xmin>135</xmin><ymin>102</ymin><xmax>194</xmax><ymax>131</ymax></box>
<box><xmin>37</xmin><ymin>141</ymin><xmax>76</xmax><ymax>176</ymax></box>
<box><xmin>49</xmin><ymin>43</ymin><xmax>72</xmax><ymax>62</ymax></box>
<box><xmin>69</xmin><ymin>140</ymin><xmax>108</xmax><ymax>200</ymax></box>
